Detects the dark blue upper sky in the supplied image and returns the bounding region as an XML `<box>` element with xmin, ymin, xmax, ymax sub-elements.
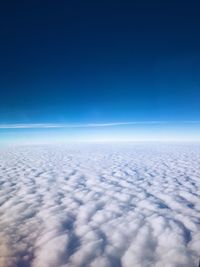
<box><xmin>0</xmin><ymin>0</ymin><xmax>200</xmax><ymax>125</ymax></box>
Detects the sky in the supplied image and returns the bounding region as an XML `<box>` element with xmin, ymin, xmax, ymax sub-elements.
<box><xmin>0</xmin><ymin>0</ymin><xmax>200</xmax><ymax>143</ymax></box>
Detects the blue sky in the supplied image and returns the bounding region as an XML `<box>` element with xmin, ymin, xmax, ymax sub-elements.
<box><xmin>0</xmin><ymin>1</ymin><xmax>200</xmax><ymax>143</ymax></box>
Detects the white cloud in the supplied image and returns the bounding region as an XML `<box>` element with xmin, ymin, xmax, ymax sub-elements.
<box><xmin>0</xmin><ymin>143</ymin><xmax>199</xmax><ymax>267</ymax></box>
<box><xmin>0</xmin><ymin>120</ymin><xmax>200</xmax><ymax>129</ymax></box>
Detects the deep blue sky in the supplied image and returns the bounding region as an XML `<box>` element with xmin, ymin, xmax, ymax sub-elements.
<box><xmin>0</xmin><ymin>1</ymin><xmax>200</xmax><ymax>141</ymax></box>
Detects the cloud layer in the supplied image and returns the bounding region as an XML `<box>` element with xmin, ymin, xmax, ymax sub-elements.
<box><xmin>0</xmin><ymin>143</ymin><xmax>199</xmax><ymax>267</ymax></box>
<box><xmin>0</xmin><ymin>120</ymin><xmax>200</xmax><ymax>129</ymax></box>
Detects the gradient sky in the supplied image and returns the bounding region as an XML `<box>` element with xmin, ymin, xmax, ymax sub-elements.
<box><xmin>0</xmin><ymin>1</ymin><xmax>200</xmax><ymax>142</ymax></box>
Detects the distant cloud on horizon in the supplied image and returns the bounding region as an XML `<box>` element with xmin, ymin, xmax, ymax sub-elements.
<box><xmin>0</xmin><ymin>121</ymin><xmax>200</xmax><ymax>129</ymax></box>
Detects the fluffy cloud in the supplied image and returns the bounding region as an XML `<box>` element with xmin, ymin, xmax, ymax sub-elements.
<box><xmin>0</xmin><ymin>143</ymin><xmax>199</xmax><ymax>267</ymax></box>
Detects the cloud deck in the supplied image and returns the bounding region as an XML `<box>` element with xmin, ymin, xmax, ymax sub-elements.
<box><xmin>0</xmin><ymin>143</ymin><xmax>199</xmax><ymax>267</ymax></box>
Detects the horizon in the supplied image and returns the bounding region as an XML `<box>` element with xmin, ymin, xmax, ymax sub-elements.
<box><xmin>1</xmin><ymin>120</ymin><xmax>200</xmax><ymax>145</ymax></box>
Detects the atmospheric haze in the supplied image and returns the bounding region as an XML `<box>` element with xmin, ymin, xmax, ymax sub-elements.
<box><xmin>0</xmin><ymin>143</ymin><xmax>200</xmax><ymax>267</ymax></box>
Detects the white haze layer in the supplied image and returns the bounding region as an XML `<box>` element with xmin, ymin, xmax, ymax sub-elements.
<box><xmin>0</xmin><ymin>143</ymin><xmax>199</xmax><ymax>267</ymax></box>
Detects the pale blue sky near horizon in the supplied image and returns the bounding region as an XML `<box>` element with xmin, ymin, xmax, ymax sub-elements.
<box><xmin>1</xmin><ymin>121</ymin><xmax>200</xmax><ymax>144</ymax></box>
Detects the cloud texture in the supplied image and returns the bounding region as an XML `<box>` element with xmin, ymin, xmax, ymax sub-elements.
<box><xmin>0</xmin><ymin>143</ymin><xmax>199</xmax><ymax>267</ymax></box>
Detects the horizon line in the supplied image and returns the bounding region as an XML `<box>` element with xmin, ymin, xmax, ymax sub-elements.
<box><xmin>0</xmin><ymin>120</ymin><xmax>200</xmax><ymax>129</ymax></box>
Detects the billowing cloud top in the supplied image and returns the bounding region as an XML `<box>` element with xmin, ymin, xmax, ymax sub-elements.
<box><xmin>0</xmin><ymin>143</ymin><xmax>200</xmax><ymax>267</ymax></box>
